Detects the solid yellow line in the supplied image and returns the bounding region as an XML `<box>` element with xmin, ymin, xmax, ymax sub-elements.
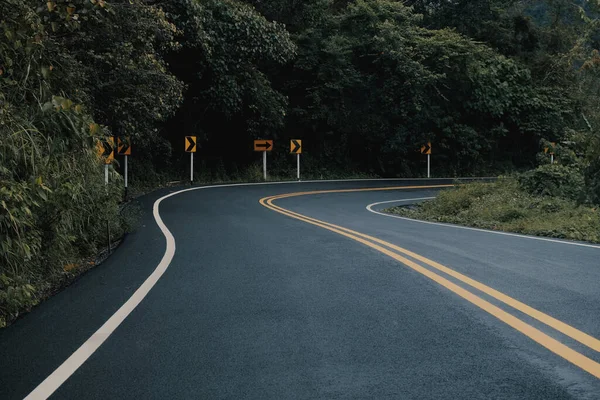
<box><xmin>259</xmin><ymin>189</ymin><xmax>600</xmax><ymax>379</ymax></box>
<box><xmin>265</xmin><ymin>184</ymin><xmax>455</xmax><ymax>199</ymax></box>
<box><xmin>264</xmin><ymin>192</ymin><xmax>600</xmax><ymax>354</ymax></box>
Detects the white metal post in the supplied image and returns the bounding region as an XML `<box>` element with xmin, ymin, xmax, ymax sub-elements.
<box><xmin>124</xmin><ymin>155</ymin><xmax>128</xmax><ymax>189</ymax></box>
<box><xmin>190</xmin><ymin>152</ymin><xmax>194</xmax><ymax>183</ymax></box>
<box><xmin>263</xmin><ymin>151</ymin><xmax>267</xmax><ymax>181</ymax></box>
<box><xmin>297</xmin><ymin>153</ymin><xmax>300</xmax><ymax>181</ymax></box>
<box><xmin>105</xmin><ymin>164</ymin><xmax>109</xmax><ymax>185</ymax></box>
<box><xmin>551</xmin><ymin>154</ymin><xmax>554</xmax><ymax>164</ymax></box>
<box><xmin>427</xmin><ymin>154</ymin><xmax>431</xmax><ymax>178</ymax></box>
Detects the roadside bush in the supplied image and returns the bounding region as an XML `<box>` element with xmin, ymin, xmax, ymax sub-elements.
<box><xmin>0</xmin><ymin>274</ymin><xmax>36</xmax><ymax>328</ymax></box>
<box><xmin>0</xmin><ymin>1</ymin><xmax>131</xmax><ymax>326</ymax></box>
<box><xmin>0</xmin><ymin>111</ymin><xmax>126</xmax><ymax>325</ymax></box>
<box><xmin>244</xmin><ymin>164</ymin><xmax>264</xmax><ymax>182</ymax></box>
<box><xmin>518</xmin><ymin>164</ymin><xmax>586</xmax><ymax>202</ymax></box>
<box><xmin>417</xmin><ymin>181</ymin><xmax>495</xmax><ymax>217</ymax></box>
<box><xmin>388</xmin><ymin>178</ymin><xmax>600</xmax><ymax>243</ymax></box>
<box><xmin>586</xmin><ymin>136</ymin><xmax>600</xmax><ymax>204</ymax></box>
<box><xmin>1</xmin><ymin>99</ymin><xmax>126</xmax><ymax>327</ymax></box>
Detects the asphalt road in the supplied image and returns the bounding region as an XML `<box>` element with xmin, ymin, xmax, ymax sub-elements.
<box><xmin>1</xmin><ymin>179</ymin><xmax>599</xmax><ymax>399</ymax></box>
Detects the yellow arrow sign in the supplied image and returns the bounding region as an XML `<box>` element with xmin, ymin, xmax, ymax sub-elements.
<box><xmin>185</xmin><ymin>136</ymin><xmax>197</xmax><ymax>153</ymax></box>
<box><xmin>547</xmin><ymin>142</ymin><xmax>556</xmax><ymax>155</ymax></box>
<box><xmin>254</xmin><ymin>140</ymin><xmax>273</xmax><ymax>152</ymax></box>
<box><xmin>117</xmin><ymin>137</ymin><xmax>131</xmax><ymax>156</ymax></box>
<box><xmin>421</xmin><ymin>142</ymin><xmax>432</xmax><ymax>155</ymax></box>
<box><xmin>96</xmin><ymin>137</ymin><xmax>114</xmax><ymax>164</ymax></box>
<box><xmin>290</xmin><ymin>139</ymin><xmax>302</xmax><ymax>154</ymax></box>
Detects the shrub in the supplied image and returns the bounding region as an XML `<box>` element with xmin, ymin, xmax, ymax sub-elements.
<box><xmin>0</xmin><ymin>274</ymin><xmax>37</xmax><ymax>328</ymax></box>
<box><xmin>518</xmin><ymin>164</ymin><xmax>586</xmax><ymax>202</ymax></box>
<box><xmin>585</xmin><ymin>137</ymin><xmax>600</xmax><ymax>204</ymax></box>
<box><xmin>244</xmin><ymin>164</ymin><xmax>264</xmax><ymax>182</ymax></box>
<box><xmin>387</xmin><ymin>177</ymin><xmax>600</xmax><ymax>243</ymax></box>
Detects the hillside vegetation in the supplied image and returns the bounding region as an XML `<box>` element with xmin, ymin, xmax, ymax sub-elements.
<box><xmin>2</xmin><ymin>0</ymin><xmax>600</xmax><ymax>326</ymax></box>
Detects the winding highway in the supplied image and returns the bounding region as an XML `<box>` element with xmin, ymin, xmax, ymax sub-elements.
<box><xmin>1</xmin><ymin>179</ymin><xmax>600</xmax><ymax>399</ymax></box>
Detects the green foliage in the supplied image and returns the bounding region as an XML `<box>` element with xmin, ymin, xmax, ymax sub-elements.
<box><xmin>165</xmin><ymin>0</ymin><xmax>295</xmax><ymax>127</ymax></box>
<box><xmin>156</xmin><ymin>0</ymin><xmax>296</xmax><ymax>173</ymax></box>
<box><xmin>0</xmin><ymin>179</ymin><xmax>44</xmax><ymax>274</ymax></box>
<box><xmin>0</xmin><ymin>0</ymin><xmax>130</xmax><ymax>326</ymax></box>
<box><xmin>519</xmin><ymin>164</ymin><xmax>586</xmax><ymax>201</ymax></box>
<box><xmin>243</xmin><ymin>164</ymin><xmax>264</xmax><ymax>182</ymax></box>
<box><xmin>48</xmin><ymin>0</ymin><xmax>185</xmax><ymax>151</ymax></box>
<box><xmin>0</xmin><ymin>95</ymin><xmax>127</xmax><ymax>287</ymax></box>
<box><xmin>280</xmin><ymin>0</ymin><xmax>574</xmax><ymax>175</ymax></box>
<box><xmin>586</xmin><ymin>134</ymin><xmax>600</xmax><ymax>203</ymax></box>
<box><xmin>574</xmin><ymin>30</ymin><xmax>600</xmax><ymax>204</ymax></box>
<box><xmin>0</xmin><ymin>274</ymin><xmax>36</xmax><ymax>328</ymax></box>
<box><xmin>389</xmin><ymin>179</ymin><xmax>600</xmax><ymax>243</ymax></box>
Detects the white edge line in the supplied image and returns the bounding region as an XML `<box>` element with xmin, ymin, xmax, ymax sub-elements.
<box><xmin>366</xmin><ymin>198</ymin><xmax>436</xmax><ymax>206</ymax></box>
<box><xmin>24</xmin><ymin>178</ymin><xmax>454</xmax><ymax>399</ymax></box>
<box><xmin>366</xmin><ymin>199</ymin><xmax>600</xmax><ymax>250</ymax></box>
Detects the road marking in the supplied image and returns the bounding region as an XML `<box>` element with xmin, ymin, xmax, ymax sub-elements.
<box><xmin>366</xmin><ymin>198</ymin><xmax>436</xmax><ymax>206</ymax></box>
<box><xmin>22</xmin><ymin>180</ymin><xmax>454</xmax><ymax>399</ymax></box>
<box><xmin>260</xmin><ymin>190</ymin><xmax>600</xmax><ymax>378</ymax></box>
<box><xmin>366</xmin><ymin>200</ymin><xmax>600</xmax><ymax>250</ymax></box>
<box><xmin>269</xmin><ymin>193</ymin><xmax>600</xmax><ymax>352</ymax></box>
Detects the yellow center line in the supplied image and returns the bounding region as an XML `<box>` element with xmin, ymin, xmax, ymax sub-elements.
<box><xmin>259</xmin><ymin>186</ymin><xmax>600</xmax><ymax>379</ymax></box>
<box><xmin>265</xmin><ymin>190</ymin><xmax>600</xmax><ymax>353</ymax></box>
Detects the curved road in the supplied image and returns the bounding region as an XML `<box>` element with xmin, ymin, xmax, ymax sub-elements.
<box><xmin>1</xmin><ymin>180</ymin><xmax>599</xmax><ymax>399</ymax></box>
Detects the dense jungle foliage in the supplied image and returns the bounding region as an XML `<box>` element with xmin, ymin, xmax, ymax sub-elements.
<box><xmin>2</xmin><ymin>0</ymin><xmax>600</xmax><ymax>325</ymax></box>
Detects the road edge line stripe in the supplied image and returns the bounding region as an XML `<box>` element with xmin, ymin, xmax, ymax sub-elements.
<box><xmin>366</xmin><ymin>200</ymin><xmax>600</xmax><ymax>250</ymax></box>
<box><xmin>260</xmin><ymin>194</ymin><xmax>600</xmax><ymax>379</ymax></box>
<box><xmin>264</xmin><ymin>191</ymin><xmax>600</xmax><ymax>353</ymax></box>
<box><xmin>367</xmin><ymin>198</ymin><xmax>437</xmax><ymax>204</ymax></box>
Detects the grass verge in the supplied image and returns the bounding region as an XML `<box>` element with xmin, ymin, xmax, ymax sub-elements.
<box><xmin>385</xmin><ymin>178</ymin><xmax>600</xmax><ymax>243</ymax></box>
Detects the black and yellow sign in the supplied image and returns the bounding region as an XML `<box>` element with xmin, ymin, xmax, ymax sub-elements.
<box><xmin>254</xmin><ymin>140</ymin><xmax>273</xmax><ymax>152</ymax></box>
<box><xmin>117</xmin><ymin>137</ymin><xmax>131</xmax><ymax>156</ymax></box>
<box><xmin>96</xmin><ymin>137</ymin><xmax>114</xmax><ymax>164</ymax></box>
<box><xmin>290</xmin><ymin>139</ymin><xmax>302</xmax><ymax>154</ymax></box>
<box><xmin>185</xmin><ymin>136</ymin><xmax>197</xmax><ymax>153</ymax></box>
<box><xmin>421</xmin><ymin>142</ymin><xmax>432</xmax><ymax>155</ymax></box>
<box><xmin>544</xmin><ymin>142</ymin><xmax>556</xmax><ymax>155</ymax></box>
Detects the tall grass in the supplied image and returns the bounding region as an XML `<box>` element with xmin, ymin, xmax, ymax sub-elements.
<box><xmin>387</xmin><ymin>178</ymin><xmax>600</xmax><ymax>243</ymax></box>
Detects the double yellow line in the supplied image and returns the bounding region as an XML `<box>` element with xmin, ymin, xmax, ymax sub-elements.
<box><xmin>259</xmin><ymin>185</ymin><xmax>600</xmax><ymax>379</ymax></box>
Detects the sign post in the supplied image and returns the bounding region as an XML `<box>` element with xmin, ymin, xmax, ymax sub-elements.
<box><xmin>185</xmin><ymin>136</ymin><xmax>197</xmax><ymax>184</ymax></box>
<box><xmin>96</xmin><ymin>136</ymin><xmax>115</xmax><ymax>255</ymax></box>
<box><xmin>544</xmin><ymin>142</ymin><xmax>556</xmax><ymax>164</ymax></box>
<box><xmin>254</xmin><ymin>140</ymin><xmax>273</xmax><ymax>181</ymax></box>
<box><xmin>421</xmin><ymin>142</ymin><xmax>432</xmax><ymax>178</ymax></box>
<box><xmin>290</xmin><ymin>139</ymin><xmax>302</xmax><ymax>181</ymax></box>
<box><xmin>428</xmin><ymin>154</ymin><xmax>431</xmax><ymax>178</ymax></box>
<box><xmin>96</xmin><ymin>137</ymin><xmax>115</xmax><ymax>185</ymax></box>
<box><xmin>117</xmin><ymin>137</ymin><xmax>132</xmax><ymax>199</ymax></box>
